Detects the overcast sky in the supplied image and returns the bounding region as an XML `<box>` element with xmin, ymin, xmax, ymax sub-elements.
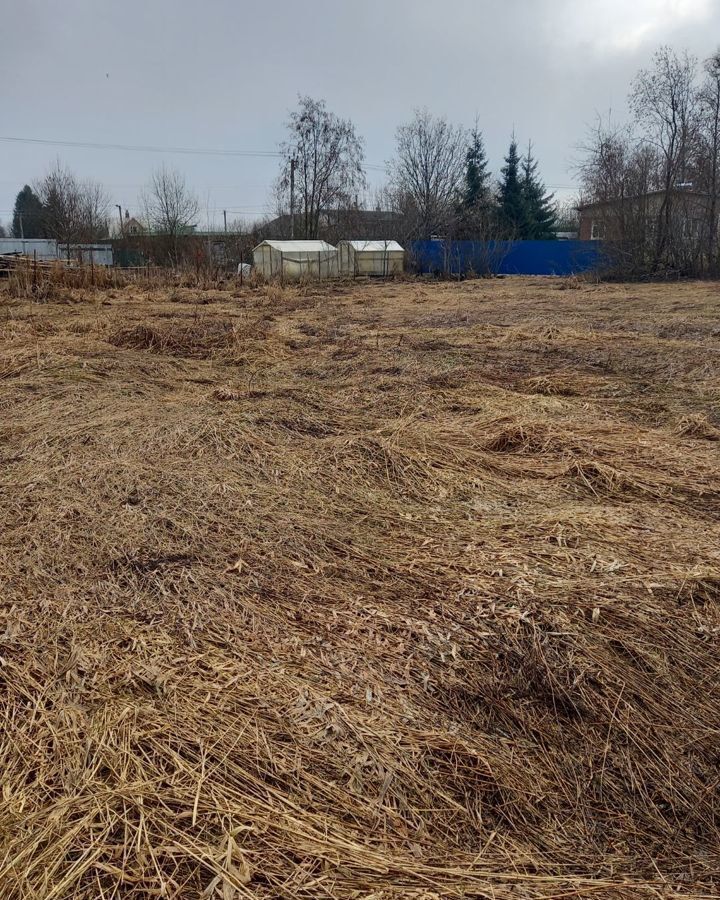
<box><xmin>2</xmin><ymin>0</ymin><xmax>719</xmax><ymax>231</ymax></box>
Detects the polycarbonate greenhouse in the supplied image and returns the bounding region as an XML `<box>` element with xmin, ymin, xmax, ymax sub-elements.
<box><xmin>252</xmin><ymin>240</ymin><xmax>338</xmax><ymax>280</ymax></box>
<box><xmin>338</xmin><ymin>240</ymin><xmax>405</xmax><ymax>276</ymax></box>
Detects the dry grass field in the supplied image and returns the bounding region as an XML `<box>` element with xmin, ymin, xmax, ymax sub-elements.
<box><xmin>1</xmin><ymin>275</ymin><xmax>719</xmax><ymax>899</ymax></box>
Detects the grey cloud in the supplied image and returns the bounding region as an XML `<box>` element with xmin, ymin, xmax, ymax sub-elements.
<box><xmin>1</xmin><ymin>0</ymin><xmax>719</xmax><ymax>227</ymax></box>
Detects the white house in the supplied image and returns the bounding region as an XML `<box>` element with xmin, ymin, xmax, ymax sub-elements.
<box><xmin>0</xmin><ymin>238</ymin><xmax>113</xmax><ymax>266</ymax></box>
<box><xmin>0</xmin><ymin>238</ymin><xmax>59</xmax><ymax>261</ymax></box>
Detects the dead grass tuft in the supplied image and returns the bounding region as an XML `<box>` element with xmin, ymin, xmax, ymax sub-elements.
<box><xmin>108</xmin><ymin>318</ymin><xmax>239</xmax><ymax>357</ymax></box>
<box><xmin>564</xmin><ymin>458</ymin><xmax>661</xmax><ymax>498</ymax></box>
<box><xmin>482</xmin><ymin>420</ymin><xmax>554</xmax><ymax>453</ymax></box>
<box><xmin>675</xmin><ymin>413</ymin><xmax>720</xmax><ymax>441</ymax></box>
<box><xmin>212</xmin><ymin>387</ymin><xmax>243</xmax><ymax>402</ymax></box>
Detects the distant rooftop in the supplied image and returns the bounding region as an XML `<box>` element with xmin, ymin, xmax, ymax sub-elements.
<box><xmin>577</xmin><ymin>188</ymin><xmax>709</xmax><ymax>210</ymax></box>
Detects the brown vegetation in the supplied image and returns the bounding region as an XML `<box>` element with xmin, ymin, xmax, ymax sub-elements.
<box><xmin>1</xmin><ymin>276</ymin><xmax>719</xmax><ymax>898</ymax></box>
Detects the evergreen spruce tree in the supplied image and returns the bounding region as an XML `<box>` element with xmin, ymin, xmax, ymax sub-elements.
<box><xmin>521</xmin><ymin>142</ymin><xmax>557</xmax><ymax>239</ymax></box>
<box><xmin>458</xmin><ymin>127</ymin><xmax>493</xmax><ymax>238</ymax></box>
<box><xmin>12</xmin><ymin>185</ymin><xmax>46</xmax><ymax>239</ymax></box>
<box><xmin>498</xmin><ymin>138</ymin><xmax>528</xmax><ymax>238</ymax></box>
<box><xmin>463</xmin><ymin>128</ymin><xmax>490</xmax><ymax>209</ymax></box>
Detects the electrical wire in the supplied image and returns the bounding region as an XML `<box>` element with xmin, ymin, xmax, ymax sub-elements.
<box><xmin>0</xmin><ymin>135</ymin><xmax>391</xmax><ymax>172</ymax></box>
<box><xmin>0</xmin><ymin>135</ymin><xmax>281</xmax><ymax>158</ymax></box>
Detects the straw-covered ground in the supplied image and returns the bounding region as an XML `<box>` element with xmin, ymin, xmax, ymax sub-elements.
<box><xmin>1</xmin><ymin>275</ymin><xmax>719</xmax><ymax>899</ymax></box>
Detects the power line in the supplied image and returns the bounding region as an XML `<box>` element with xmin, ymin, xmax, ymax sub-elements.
<box><xmin>0</xmin><ymin>135</ymin><xmax>281</xmax><ymax>159</ymax></box>
<box><xmin>0</xmin><ymin>134</ymin><xmax>394</xmax><ymax>173</ymax></box>
<box><xmin>0</xmin><ymin>133</ymin><xmax>577</xmax><ymax>185</ymax></box>
<box><xmin>0</xmin><ymin>134</ymin><xmax>577</xmax><ymax>221</ymax></box>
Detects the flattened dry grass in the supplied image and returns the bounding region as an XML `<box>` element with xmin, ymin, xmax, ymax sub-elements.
<box><xmin>1</xmin><ymin>276</ymin><xmax>719</xmax><ymax>899</ymax></box>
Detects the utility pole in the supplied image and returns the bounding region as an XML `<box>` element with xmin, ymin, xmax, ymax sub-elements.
<box><xmin>19</xmin><ymin>213</ymin><xmax>24</xmax><ymax>240</ymax></box>
<box><xmin>223</xmin><ymin>209</ymin><xmax>227</xmax><ymax>234</ymax></box>
<box><xmin>116</xmin><ymin>204</ymin><xmax>124</xmax><ymax>237</ymax></box>
<box><xmin>289</xmin><ymin>157</ymin><xmax>297</xmax><ymax>239</ymax></box>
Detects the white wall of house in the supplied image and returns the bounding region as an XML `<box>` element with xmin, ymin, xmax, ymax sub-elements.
<box><xmin>0</xmin><ymin>239</ymin><xmax>113</xmax><ymax>266</ymax></box>
<box><xmin>0</xmin><ymin>238</ymin><xmax>59</xmax><ymax>260</ymax></box>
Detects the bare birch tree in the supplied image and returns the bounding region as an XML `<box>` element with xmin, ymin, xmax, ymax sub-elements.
<box><xmin>577</xmin><ymin>46</ymin><xmax>720</xmax><ymax>276</ymax></box>
<box><xmin>576</xmin><ymin>116</ymin><xmax>663</xmax><ymax>274</ymax></box>
<box><xmin>698</xmin><ymin>48</ymin><xmax>720</xmax><ymax>269</ymax></box>
<box><xmin>387</xmin><ymin>109</ymin><xmax>466</xmax><ymax>240</ymax></box>
<box><xmin>278</xmin><ymin>96</ymin><xmax>366</xmax><ymax>240</ymax></box>
<box><xmin>35</xmin><ymin>161</ymin><xmax>110</xmax><ymax>245</ymax></box>
<box><xmin>630</xmin><ymin>47</ymin><xmax>699</xmax><ymax>267</ymax></box>
<box><xmin>141</xmin><ymin>165</ymin><xmax>199</xmax><ymax>265</ymax></box>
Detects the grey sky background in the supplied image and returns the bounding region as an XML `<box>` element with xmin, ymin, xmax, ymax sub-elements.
<box><xmin>1</xmin><ymin>0</ymin><xmax>719</xmax><ymax>230</ymax></box>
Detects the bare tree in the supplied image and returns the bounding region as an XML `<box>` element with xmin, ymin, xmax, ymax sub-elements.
<box><xmin>554</xmin><ymin>199</ymin><xmax>580</xmax><ymax>235</ymax></box>
<box><xmin>577</xmin><ymin>117</ymin><xmax>662</xmax><ymax>274</ymax></box>
<box><xmin>81</xmin><ymin>180</ymin><xmax>111</xmax><ymax>243</ymax></box>
<box><xmin>141</xmin><ymin>165</ymin><xmax>199</xmax><ymax>265</ymax></box>
<box><xmin>278</xmin><ymin>96</ymin><xmax>366</xmax><ymax>239</ymax></box>
<box><xmin>698</xmin><ymin>48</ymin><xmax>720</xmax><ymax>270</ymax></box>
<box><xmin>630</xmin><ymin>47</ymin><xmax>699</xmax><ymax>267</ymax></box>
<box><xmin>388</xmin><ymin>109</ymin><xmax>467</xmax><ymax>240</ymax></box>
<box><xmin>577</xmin><ymin>48</ymin><xmax>720</xmax><ymax>276</ymax></box>
<box><xmin>35</xmin><ymin>161</ymin><xmax>110</xmax><ymax>246</ymax></box>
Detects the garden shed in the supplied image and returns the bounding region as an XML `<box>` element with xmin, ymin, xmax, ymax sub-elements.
<box><xmin>252</xmin><ymin>240</ymin><xmax>338</xmax><ymax>280</ymax></box>
<box><xmin>338</xmin><ymin>240</ymin><xmax>405</xmax><ymax>276</ymax></box>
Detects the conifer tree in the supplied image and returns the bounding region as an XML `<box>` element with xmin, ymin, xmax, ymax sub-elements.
<box><xmin>521</xmin><ymin>142</ymin><xmax>557</xmax><ymax>239</ymax></box>
<box><xmin>12</xmin><ymin>185</ymin><xmax>45</xmax><ymax>239</ymax></box>
<box><xmin>498</xmin><ymin>138</ymin><xmax>528</xmax><ymax>238</ymax></box>
<box><xmin>458</xmin><ymin>127</ymin><xmax>493</xmax><ymax>238</ymax></box>
<box><xmin>463</xmin><ymin>127</ymin><xmax>490</xmax><ymax>209</ymax></box>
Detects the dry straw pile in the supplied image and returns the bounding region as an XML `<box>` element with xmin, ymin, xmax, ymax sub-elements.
<box><xmin>0</xmin><ymin>276</ymin><xmax>719</xmax><ymax>898</ymax></box>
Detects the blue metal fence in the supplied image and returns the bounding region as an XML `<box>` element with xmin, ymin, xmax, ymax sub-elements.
<box><xmin>409</xmin><ymin>240</ymin><xmax>606</xmax><ymax>277</ymax></box>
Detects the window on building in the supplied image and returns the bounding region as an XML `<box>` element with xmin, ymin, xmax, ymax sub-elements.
<box><xmin>590</xmin><ymin>221</ymin><xmax>605</xmax><ymax>240</ymax></box>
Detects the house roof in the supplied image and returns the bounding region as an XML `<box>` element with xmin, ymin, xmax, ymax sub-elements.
<box><xmin>577</xmin><ymin>188</ymin><xmax>709</xmax><ymax>211</ymax></box>
<box><xmin>339</xmin><ymin>240</ymin><xmax>404</xmax><ymax>252</ymax></box>
<box><xmin>254</xmin><ymin>240</ymin><xmax>336</xmax><ymax>252</ymax></box>
<box><xmin>262</xmin><ymin>209</ymin><xmax>400</xmax><ymax>230</ymax></box>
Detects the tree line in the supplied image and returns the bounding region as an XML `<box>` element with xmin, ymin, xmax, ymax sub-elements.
<box><xmin>6</xmin><ymin>43</ymin><xmax>720</xmax><ymax>277</ymax></box>
<box><xmin>272</xmin><ymin>97</ymin><xmax>557</xmax><ymax>242</ymax></box>
<box><xmin>579</xmin><ymin>45</ymin><xmax>720</xmax><ymax>275</ymax></box>
<box><xmin>4</xmin><ymin>100</ymin><xmax>558</xmax><ymax>253</ymax></box>
<box><xmin>8</xmin><ymin>167</ymin><xmax>110</xmax><ymax>245</ymax></box>
<box><xmin>6</xmin><ymin>162</ymin><xmax>200</xmax><ymax>261</ymax></box>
